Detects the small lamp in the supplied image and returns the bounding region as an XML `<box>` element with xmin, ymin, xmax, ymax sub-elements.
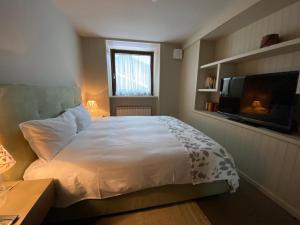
<box><xmin>0</xmin><ymin>145</ymin><xmax>16</xmax><ymax>175</ymax></box>
<box><xmin>86</xmin><ymin>100</ymin><xmax>100</xmax><ymax>118</ymax></box>
<box><xmin>0</xmin><ymin>145</ymin><xmax>15</xmax><ymax>210</ymax></box>
<box><xmin>0</xmin><ymin>145</ymin><xmax>17</xmax><ymax>223</ymax></box>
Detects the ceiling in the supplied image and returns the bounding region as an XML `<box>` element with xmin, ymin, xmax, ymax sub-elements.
<box><xmin>55</xmin><ymin>0</ymin><xmax>241</xmax><ymax>43</ymax></box>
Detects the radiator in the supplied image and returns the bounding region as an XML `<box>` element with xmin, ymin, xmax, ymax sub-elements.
<box><xmin>116</xmin><ymin>106</ymin><xmax>152</xmax><ymax>116</ymax></box>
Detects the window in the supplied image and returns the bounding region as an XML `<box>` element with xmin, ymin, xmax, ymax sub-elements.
<box><xmin>111</xmin><ymin>49</ymin><xmax>154</xmax><ymax>96</ymax></box>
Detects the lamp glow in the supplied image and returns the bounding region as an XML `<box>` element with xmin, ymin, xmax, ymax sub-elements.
<box><xmin>86</xmin><ymin>100</ymin><xmax>100</xmax><ymax>118</ymax></box>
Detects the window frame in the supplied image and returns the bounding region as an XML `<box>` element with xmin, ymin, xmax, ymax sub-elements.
<box><xmin>110</xmin><ymin>49</ymin><xmax>154</xmax><ymax>96</ymax></box>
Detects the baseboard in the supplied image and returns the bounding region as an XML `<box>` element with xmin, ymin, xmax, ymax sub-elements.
<box><xmin>238</xmin><ymin>169</ymin><xmax>300</xmax><ymax>220</ymax></box>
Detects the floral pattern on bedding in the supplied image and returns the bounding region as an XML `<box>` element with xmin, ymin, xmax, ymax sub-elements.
<box><xmin>158</xmin><ymin>116</ymin><xmax>239</xmax><ymax>192</ymax></box>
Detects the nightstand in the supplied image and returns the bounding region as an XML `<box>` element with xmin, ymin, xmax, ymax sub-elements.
<box><xmin>0</xmin><ymin>179</ymin><xmax>54</xmax><ymax>225</ymax></box>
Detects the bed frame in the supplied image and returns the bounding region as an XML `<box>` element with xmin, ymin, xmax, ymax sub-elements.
<box><xmin>47</xmin><ymin>181</ymin><xmax>228</xmax><ymax>222</ymax></box>
<box><xmin>0</xmin><ymin>84</ymin><xmax>229</xmax><ymax>221</ymax></box>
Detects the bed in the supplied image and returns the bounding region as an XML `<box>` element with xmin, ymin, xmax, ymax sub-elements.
<box><xmin>0</xmin><ymin>84</ymin><xmax>239</xmax><ymax>222</ymax></box>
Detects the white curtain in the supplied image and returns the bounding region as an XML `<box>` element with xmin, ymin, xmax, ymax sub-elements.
<box><xmin>115</xmin><ymin>53</ymin><xmax>152</xmax><ymax>96</ymax></box>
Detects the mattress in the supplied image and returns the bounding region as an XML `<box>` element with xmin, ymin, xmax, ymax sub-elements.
<box><xmin>24</xmin><ymin>116</ymin><xmax>239</xmax><ymax>207</ymax></box>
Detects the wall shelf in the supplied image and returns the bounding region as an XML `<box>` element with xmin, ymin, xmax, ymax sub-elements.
<box><xmin>109</xmin><ymin>96</ymin><xmax>158</xmax><ymax>98</ymax></box>
<box><xmin>200</xmin><ymin>38</ymin><xmax>300</xmax><ymax>69</ymax></box>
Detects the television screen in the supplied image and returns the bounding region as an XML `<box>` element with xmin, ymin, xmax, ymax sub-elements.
<box><xmin>219</xmin><ymin>71</ymin><xmax>299</xmax><ymax>133</ymax></box>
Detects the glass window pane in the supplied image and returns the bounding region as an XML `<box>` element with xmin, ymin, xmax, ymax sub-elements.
<box><xmin>115</xmin><ymin>53</ymin><xmax>152</xmax><ymax>96</ymax></box>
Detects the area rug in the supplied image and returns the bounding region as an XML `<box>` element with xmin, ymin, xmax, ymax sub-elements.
<box><xmin>95</xmin><ymin>201</ymin><xmax>212</xmax><ymax>225</ymax></box>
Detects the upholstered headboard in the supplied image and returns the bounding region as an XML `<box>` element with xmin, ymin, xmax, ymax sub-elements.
<box><xmin>0</xmin><ymin>84</ymin><xmax>81</xmax><ymax>180</ymax></box>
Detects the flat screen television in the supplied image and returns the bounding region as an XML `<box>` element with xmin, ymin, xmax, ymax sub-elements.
<box><xmin>219</xmin><ymin>71</ymin><xmax>299</xmax><ymax>133</ymax></box>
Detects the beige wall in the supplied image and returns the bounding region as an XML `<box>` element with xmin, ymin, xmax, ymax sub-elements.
<box><xmin>80</xmin><ymin>37</ymin><xmax>110</xmax><ymax>116</ymax></box>
<box><xmin>178</xmin><ymin>41</ymin><xmax>200</xmax><ymax>122</ymax></box>
<box><xmin>159</xmin><ymin>44</ymin><xmax>182</xmax><ymax>117</ymax></box>
<box><xmin>80</xmin><ymin>37</ymin><xmax>182</xmax><ymax>117</ymax></box>
<box><xmin>0</xmin><ymin>0</ymin><xmax>81</xmax><ymax>86</ymax></box>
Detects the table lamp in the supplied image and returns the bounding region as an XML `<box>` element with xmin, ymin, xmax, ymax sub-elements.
<box><xmin>0</xmin><ymin>145</ymin><xmax>16</xmax><ymax>176</ymax></box>
<box><xmin>86</xmin><ymin>100</ymin><xmax>100</xmax><ymax>118</ymax></box>
<box><xmin>0</xmin><ymin>145</ymin><xmax>15</xmax><ymax>207</ymax></box>
<box><xmin>0</xmin><ymin>145</ymin><xmax>18</xmax><ymax>225</ymax></box>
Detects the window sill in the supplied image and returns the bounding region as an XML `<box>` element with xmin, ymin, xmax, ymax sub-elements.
<box><xmin>109</xmin><ymin>96</ymin><xmax>159</xmax><ymax>98</ymax></box>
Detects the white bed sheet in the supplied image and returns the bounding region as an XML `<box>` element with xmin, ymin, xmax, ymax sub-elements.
<box><xmin>24</xmin><ymin>116</ymin><xmax>192</xmax><ymax>207</ymax></box>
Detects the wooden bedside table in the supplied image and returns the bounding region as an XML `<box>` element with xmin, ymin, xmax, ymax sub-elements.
<box><xmin>0</xmin><ymin>179</ymin><xmax>54</xmax><ymax>225</ymax></box>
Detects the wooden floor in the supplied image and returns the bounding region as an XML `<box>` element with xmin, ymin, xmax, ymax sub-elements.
<box><xmin>94</xmin><ymin>202</ymin><xmax>210</xmax><ymax>225</ymax></box>
<box><xmin>45</xmin><ymin>178</ymin><xmax>300</xmax><ymax>225</ymax></box>
<box><xmin>45</xmin><ymin>202</ymin><xmax>211</xmax><ymax>225</ymax></box>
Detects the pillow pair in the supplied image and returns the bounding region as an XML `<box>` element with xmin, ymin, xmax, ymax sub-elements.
<box><xmin>67</xmin><ymin>104</ymin><xmax>91</xmax><ymax>133</ymax></box>
<box><xmin>19</xmin><ymin>105</ymin><xmax>91</xmax><ymax>162</ymax></box>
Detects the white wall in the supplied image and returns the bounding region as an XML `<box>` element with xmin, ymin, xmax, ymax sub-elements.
<box><xmin>0</xmin><ymin>0</ymin><xmax>81</xmax><ymax>86</ymax></box>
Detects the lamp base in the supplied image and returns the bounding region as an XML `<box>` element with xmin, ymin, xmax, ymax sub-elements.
<box><xmin>0</xmin><ymin>179</ymin><xmax>20</xmax><ymax>210</ymax></box>
<box><xmin>0</xmin><ymin>215</ymin><xmax>18</xmax><ymax>225</ymax></box>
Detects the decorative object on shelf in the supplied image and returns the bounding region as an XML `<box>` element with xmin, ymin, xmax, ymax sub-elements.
<box><xmin>205</xmin><ymin>102</ymin><xmax>218</xmax><ymax>112</ymax></box>
<box><xmin>205</xmin><ymin>76</ymin><xmax>216</xmax><ymax>89</ymax></box>
<box><xmin>260</xmin><ymin>34</ymin><xmax>280</xmax><ymax>48</ymax></box>
<box><xmin>86</xmin><ymin>100</ymin><xmax>101</xmax><ymax>118</ymax></box>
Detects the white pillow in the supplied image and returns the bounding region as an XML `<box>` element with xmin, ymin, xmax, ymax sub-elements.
<box><xmin>19</xmin><ymin>111</ymin><xmax>77</xmax><ymax>161</ymax></box>
<box><xmin>67</xmin><ymin>104</ymin><xmax>91</xmax><ymax>132</ymax></box>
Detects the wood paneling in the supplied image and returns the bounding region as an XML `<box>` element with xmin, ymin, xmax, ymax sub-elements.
<box><xmin>180</xmin><ymin>1</ymin><xmax>300</xmax><ymax>219</ymax></box>
<box><xmin>214</xmin><ymin>1</ymin><xmax>300</xmax><ymax>76</ymax></box>
<box><xmin>212</xmin><ymin>4</ymin><xmax>300</xmax><ymax>216</ymax></box>
<box><xmin>215</xmin><ymin>1</ymin><xmax>300</xmax><ymax>60</ymax></box>
<box><xmin>191</xmin><ymin>111</ymin><xmax>300</xmax><ymax>219</ymax></box>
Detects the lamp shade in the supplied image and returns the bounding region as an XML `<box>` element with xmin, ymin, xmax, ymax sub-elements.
<box><xmin>0</xmin><ymin>145</ymin><xmax>16</xmax><ymax>174</ymax></box>
<box><xmin>86</xmin><ymin>100</ymin><xmax>98</xmax><ymax>109</ymax></box>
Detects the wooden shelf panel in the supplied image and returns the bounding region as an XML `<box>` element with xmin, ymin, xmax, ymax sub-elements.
<box><xmin>200</xmin><ymin>38</ymin><xmax>300</xmax><ymax>69</ymax></box>
<box><xmin>200</xmin><ymin>63</ymin><xmax>219</xmax><ymax>69</ymax></box>
<box><xmin>109</xmin><ymin>96</ymin><xmax>158</xmax><ymax>98</ymax></box>
<box><xmin>193</xmin><ymin>110</ymin><xmax>300</xmax><ymax>146</ymax></box>
<box><xmin>197</xmin><ymin>88</ymin><xmax>218</xmax><ymax>92</ymax></box>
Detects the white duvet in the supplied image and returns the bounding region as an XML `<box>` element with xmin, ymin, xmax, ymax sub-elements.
<box><xmin>24</xmin><ymin>116</ymin><xmax>193</xmax><ymax>207</ymax></box>
<box><xmin>24</xmin><ymin>116</ymin><xmax>239</xmax><ymax>207</ymax></box>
